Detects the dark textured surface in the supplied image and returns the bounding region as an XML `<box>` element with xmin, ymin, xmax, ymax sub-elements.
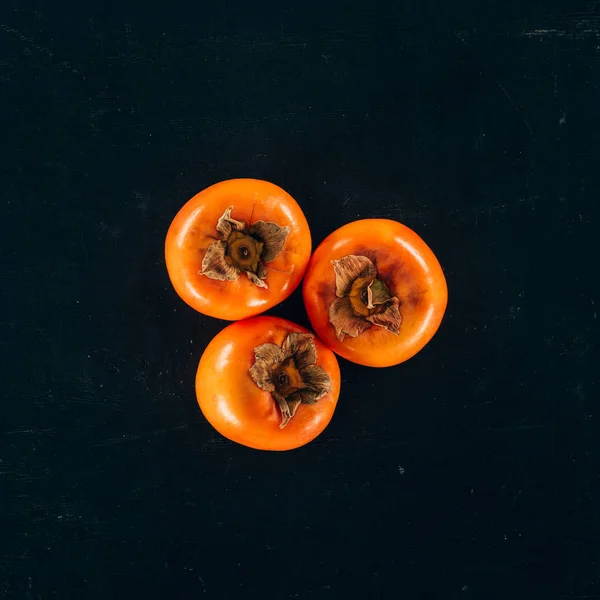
<box><xmin>1</xmin><ymin>1</ymin><xmax>599</xmax><ymax>598</ymax></box>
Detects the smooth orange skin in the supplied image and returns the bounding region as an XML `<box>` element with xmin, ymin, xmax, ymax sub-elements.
<box><xmin>196</xmin><ymin>317</ymin><xmax>341</xmax><ymax>451</ymax></box>
<box><xmin>303</xmin><ymin>219</ymin><xmax>448</xmax><ymax>368</ymax></box>
<box><xmin>165</xmin><ymin>179</ymin><xmax>312</xmax><ymax>320</ymax></box>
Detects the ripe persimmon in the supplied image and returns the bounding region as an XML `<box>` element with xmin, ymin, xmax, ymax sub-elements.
<box><xmin>303</xmin><ymin>219</ymin><xmax>447</xmax><ymax>367</ymax></box>
<box><xmin>196</xmin><ymin>317</ymin><xmax>341</xmax><ymax>450</ymax></box>
<box><xmin>165</xmin><ymin>179</ymin><xmax>311</xmax><ymax>320</ymax></box>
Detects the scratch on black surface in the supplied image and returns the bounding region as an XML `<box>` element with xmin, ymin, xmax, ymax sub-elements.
<box><xmin>79</xmin><ymin>229</ymin><xmax>89</xmax><ymax>267</ymax></box>
<box><xmin>454</xmin><ymin>31</ymin><xmax>533</xmax><ymax>135</ymax></box>
<box><xmin>490</xmin><ymin>424</ymin><xmax>548</xmax><ymax>433</ymax></box>
<box><xmin>0</xmin><ymin>24</ymin><xmax>82</xmax><ymax>78</ymax></box>
<box><xmin>523</xmin><ymin>21</ymin><xmax>600</xmax><ymax>39</ymax></box>
<box><xmin>493</xmin><ymin>78</ymin><xmax>533</xmax><ymax>134</ymax></box>
<box><xmin>201</xmin><ymin>436</ymin><xmax>234</xmax><ymax>451</ymax></box>
<box><xmin>471</xmin><ymin>197</ymin><xmax>536</xmax><ymax>224</ymax></box>
<box><xmin>93</xmin><ymin>424</ymin><xmax>189</xmax><ymax>447</ymax></box>
<box><xmin>5</xmin><ymin>428</ymin><xmax>54</xmax><ymax>435</ymax></box>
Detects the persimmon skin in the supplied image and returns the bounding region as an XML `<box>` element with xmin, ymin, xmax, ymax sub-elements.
<box><xmin>303</xmin><ymin>219</ymin><xmax>447</xmax><ymax>367</ymax></box>
<box><xmin>196</xmin><ymin>317</ymin><xmax>341</xmax><ymax>451</ymax></box>
<box><xmin>165</xmin><ymin>179</ymin><xmax>312</xmax><ymax>320</ymax></box>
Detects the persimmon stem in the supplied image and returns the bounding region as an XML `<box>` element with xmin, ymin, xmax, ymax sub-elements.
<box><xmin>329</xmin><ymin>254</ymin><xmax>401</xmax><ymax>341</ymax></box>
<box><xmin>200</xmin><ymin>206</ymin><xmax>290</xmax><ymax>289</ymax></box>
<box><xmin>248</xmin><ymin>333</ymin><xmax>331</xmax><ymax>428</ymax></box>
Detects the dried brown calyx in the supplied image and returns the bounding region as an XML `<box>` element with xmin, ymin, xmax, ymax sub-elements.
<box><xmin>200</xmin><ymin>206</ymin><xmax>290</xmax><ymax>289</ymax></box>
<box><xmin>249</xmin><ymin>333</ymin><xmax>331</xmax><ymax>428</ymax></box>
<box><xmin>329</xmin><ymin>255</ymin><xmax>401</xmax><ymax>341</ymax></box>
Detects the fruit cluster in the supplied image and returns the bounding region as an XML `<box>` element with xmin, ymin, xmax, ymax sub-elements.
<box><xmin>165</xmin><ymin>179</ymin><xmax>447</xmax><ymax>450</ymax></box>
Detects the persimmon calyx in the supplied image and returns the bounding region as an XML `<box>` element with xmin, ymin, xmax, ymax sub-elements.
<box><xmin>329</xmin><ymin>255</ymin><xmax>401</xmax><ymax>341</ymax></box>
<box><xmin>200</xmin><ymin>206</ymin><xmax>290</xmax><ymax>289</ymax></box>
<box><xmin>249</xmin><ymin>333</ymin><xmax>331</xmax><ymax>428</ymax></box>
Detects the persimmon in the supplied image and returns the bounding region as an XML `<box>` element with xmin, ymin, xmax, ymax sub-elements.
<box><xmin>165</xmin><ymin>179</ymin><xmax>312</xmax><ymax>320</ymax></box>
<box><xmin>196</xmin><ymin>317</ymin><xmax>341</xmax><ymax>450</ymax></box>
<box><xmin>303</xmin><ymin>219</ymin><xmax>447</xmax><ymax>367</ymax></box>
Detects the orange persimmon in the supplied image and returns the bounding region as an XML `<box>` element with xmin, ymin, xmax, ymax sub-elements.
<box><xmin>196</xmin><ymin>316</ymin><xmax>341</xmax><ymax>450</ymax></box>
<box><xmin>303</xmin><ymin>219</ymin><xmax>447</xmax><ymax>367</ymax></box>
<box><xmin>165</xmin><ymin>179</ymin><xmax>311</xmax><ymax>320</ymax></box>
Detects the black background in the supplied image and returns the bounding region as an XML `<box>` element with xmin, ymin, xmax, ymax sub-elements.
<box><xmin>1</xmin><ymin>0</ymin><xmax>599</xmax><ymax>598</ymax></box>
